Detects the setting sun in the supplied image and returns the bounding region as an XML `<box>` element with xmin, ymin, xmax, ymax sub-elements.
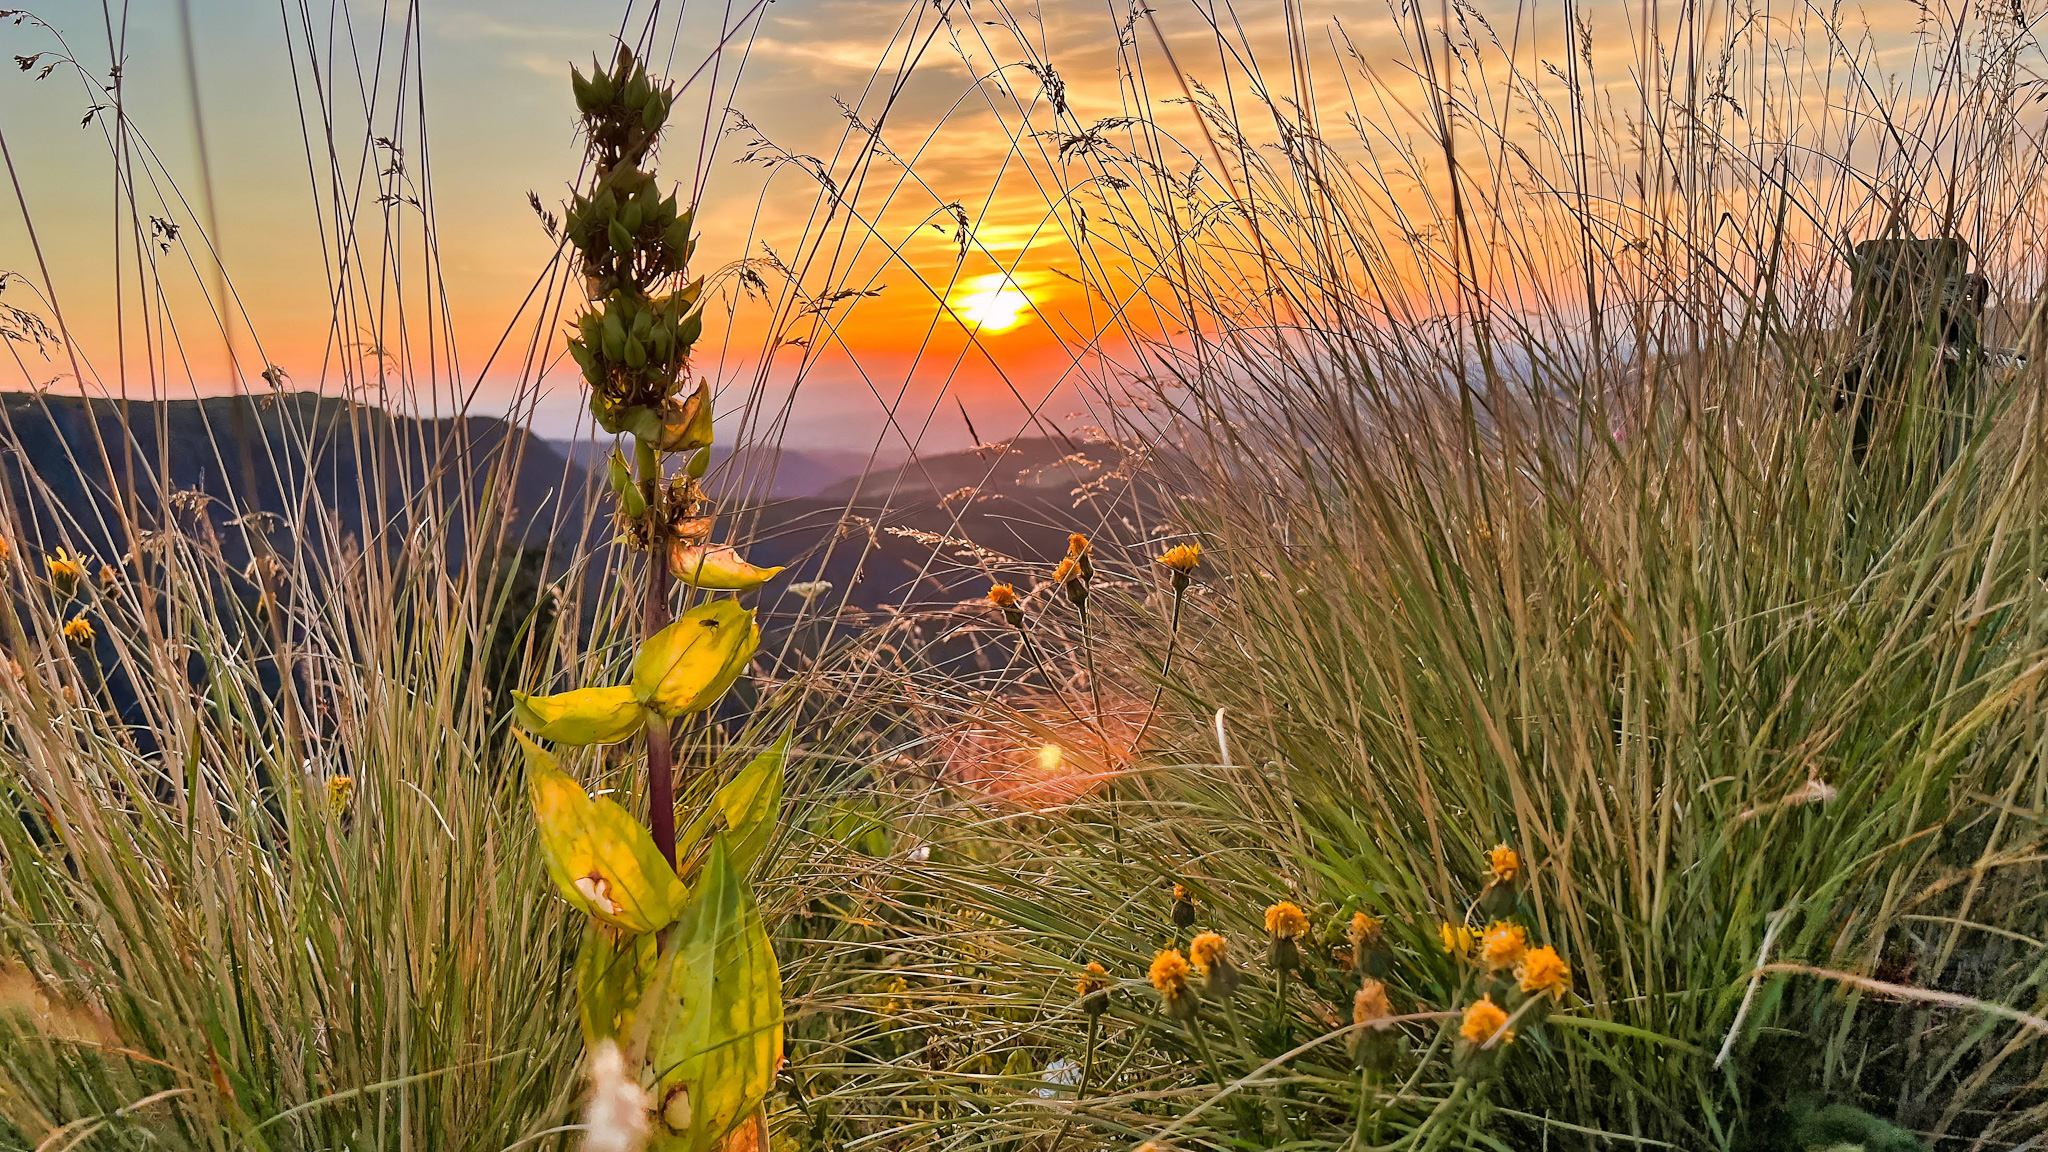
<box><xmin>950</xmin><ymin>276</ymin><xmax>1033</xmax><ymax>332</ymax></box>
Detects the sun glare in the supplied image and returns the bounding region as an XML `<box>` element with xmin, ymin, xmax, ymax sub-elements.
<box><xmin>952</xmin><ymin>277</ymin><xmax>1032</xmax><ymax>332</ymax></box>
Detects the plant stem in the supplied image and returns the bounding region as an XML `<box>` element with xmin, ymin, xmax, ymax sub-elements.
<box><xmin>639</xmin><ymin>440</ymin><xmax>676</xmax><ymax>864</ymax></box>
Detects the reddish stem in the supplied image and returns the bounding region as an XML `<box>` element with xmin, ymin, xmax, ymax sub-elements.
<box><xmin>643</xmin><ymin>476</ymin><xmax>676</xmax><ymax>863</ymax></box>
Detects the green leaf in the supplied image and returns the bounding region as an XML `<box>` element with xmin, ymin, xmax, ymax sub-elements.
<box><xmin>577</xmin><ymin>917</ymin><xmax>659</xmax><ymax>1048</ymax></box>
<box><xmin>513</xmin><ymin>686</ymin><xmax>648</xmax><ymax>746</ymax></box>
<box><xmin>608</xmin><ymin>451</ymin><xmax>648</xmax><ymax>517</ymax></box>
<box><xmin>647</xmin><ymin>835</ymin><xmax>784</xmax><ymax>1152</ymax></box>
<box><xmin>521</xmin><ymin>733</ymin><xmax>686</xmax><ymax>934</ymax></box>
<box><xmin>719</xmin><ymin>733</ymin><xmax>788</xmax><ymax>875</ymax></box>
<box><xmin>677</xmin><ymin>733</ymin><xmax>789</xmax><ymax>877</ymax></box>
<box><xmin>631</xmin><ymin>600</ymin><xmax>758</xmax><ymax>718</ymax></box>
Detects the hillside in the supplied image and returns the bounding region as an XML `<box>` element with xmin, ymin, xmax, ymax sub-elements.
<box><xmin>1</xmin><ymin>391</ymin><xmax>592</xmax><ymax>566</ymax></box>
<box><xmin>1</xmin><ymin>394</ymin><xmax>1141</xmax><ymax>617</ymax></box>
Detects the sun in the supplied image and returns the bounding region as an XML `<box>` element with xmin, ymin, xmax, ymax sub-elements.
<box><xmin>951</xmin><ymin>276</ymin><xmax>1032</xmax><ymax>332</ymax></box>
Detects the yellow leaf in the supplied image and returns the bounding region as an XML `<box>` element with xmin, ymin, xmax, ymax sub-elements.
<box><xmin>521</xmin><ymin>734</ymin><xmax>686</xmax><ymax>934</ymax></box>
<box><xmin>632</xmin><ymin>600</ymin><xmax>759</xmax><ymax>718</ymax></box>
<box><xmin>667</xmin><ymin>543</ymin><xmax>785</xmax><ymax>591</ymax></box>
<box><xmin>649</xmin><ymin>380</ymin><xmax>715</xmax><ymax>453</ymax></box>
<box><xmin>647</xmin><ymin>835</ymin><xmax>783</xmax><ymax>1152</ymax></box>
<box><xmin>513</xmin><ymin>686</ymin><xmax>649</xmax><ymax>746</ymax></box>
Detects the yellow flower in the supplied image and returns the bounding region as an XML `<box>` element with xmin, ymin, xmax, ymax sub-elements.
<box><xmin>877</xmin><ymin>974</ymin><xmax>909</xmax><ymax>1016</ymax></box>
<box><xmin>61</xmin><ymin>616</ymin><xmax>94</xmax><ymax>646</ymax></box>
<box><xmin>1052</xmin><ymin>557</ymin><xmax>1081</xmax><ymax>584</ymax></box>
<box><xmin>1188</xmin><ymin>931</ymin><xmax>1228</xmax><ymax>975</ymax></box>
<box><xmin>1486</xmin><ymin>843</ymin><xmax>1520</xmax><ymax>885</ymax></box>
<box><xmin>1149</xmin><ymin>949</ymin><xmax>1190</xmax><ymax>996</ymax></box>
<box><xmin>1157</xmin><ymin>543</ymin><xmax>1202</xmax><ymax>573</ymax></box>
<box><xmin>1437</xmin><ymin>921</ymin><xmax>1475</xmax><ymax>960</ymax></box>
<box><xmin>0</xmin><ymin>536</ymin><xmax>10</xmax><ymax>561</ymax></box>
<box><xmin>1516</xmin><ymin>946</ymin><xmax>1571</xmax><ymax>1001</ymax></box>
<box><xmin>326</xmin><ymin>776</ymin><xmax>355</xmax><ymax>816</ymax></box>
<box><xmin>1353</xmin><ymin>979</ymin><xmax>1393</xmax><ymax>1027</ymax></box>
<box><xmin>1460</xmin><ymin>995</ymin><xmax>1513</xmax><ymax>1045</ymax></box>
<box><xmin>45</xmin><ymin>549</ymin><xmax>86</xmax><ymax>589</ymax></box>
<box><xmin>1347</xmin><ymin>911</ymin><xmax>1382</xmax><ymax>949</ymax></box>
<box><xmin>1479</xmin><ymin>921</ymin><xmax>1528</xmax><ymax>972</ymax></box>
<box><xmin>1065</xmin><ymin>533</ymin><xmax>1092</xmax><ymax>560</ymax></box>
<box><xmin>1172</xmin><ymin>882</ymin><xmax>1191</xmax><ymax>902</ymax></box>
<box><xmin>1264</xmin><ymin>901</ymin><xmax>1309</xmax><ymax>940</ymax></box>
<box><xmin>1076</xmin><ymin>961</ymin><xmax>1109</xmax><ymax>999</ymax></box>
<box><xmin>987</xmin><ymin>582</ymin><xmax>1018</xmax><ymax>609</ymax></box>
<box><xmin>1150</xmin><ymin>949</ymin><xmax>1196</xmax><ymax>1015</ymax></box>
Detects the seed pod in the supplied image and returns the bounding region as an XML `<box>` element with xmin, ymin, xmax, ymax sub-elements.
<box><xmin>608</xmin><ymin>218</ymin><xmax>632</xmax><ymax>258</ymax></box>
<box><xmin>624</xmin><ymin>335</ymin><xmax>648</xmax><ymax>368</ymax></box>
<box><xmin>601</xmin><ymin>311</ymin><xmax>627</xmax><ymax>361</ymax></box>
<box><xmin>567</xmin><ymin>338</ymin><xmax>596</xmax><ymax>380</ymax></box>
<box><xmin>674</xmin><ymin>309</ymin><xmax>703</xmax><ymax>354</ymax></box>
<box><xmin>642</xmin><ymin>91</ymin><xmax>666</xmax><ymax>131</ymax></box>
<box><xmin>621</xmin><ymin>198</ymin><xmax>644</xmax><ymax>235</ymax></box>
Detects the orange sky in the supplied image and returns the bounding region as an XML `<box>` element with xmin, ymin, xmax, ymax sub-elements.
<box><xmin>0</xmin><ymin>0</ymin><xmax>1973</xmax><ymax>452</ymax></box>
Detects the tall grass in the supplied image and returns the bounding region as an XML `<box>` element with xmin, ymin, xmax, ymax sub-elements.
<box><xmin>775</xmin><ymin>0</ymin><xmax>2048</xmax><ymax>1149</ymax></box>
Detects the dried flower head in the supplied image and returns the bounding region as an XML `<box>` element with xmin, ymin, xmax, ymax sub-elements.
<box><xmin>1157</xmin><ymin>543</ymin><xmax>1202</xmax><ymax>573</ymax></box>
<box><xmin>1486</xmin><ymin>843</ymin><xmax>1521</xmax><ymax>885</ymax></box>
<box><xmin>1460</xmin><ymin>995</ymin><xmax>1513</xmax><ymax>1045</ymax></box>
<box><xmin>1347</xmin><ymin>911</ymin><xmax>1383</xmax><ymax>949</ymax></box>
<box><xmin>1438</xmin><ymin>921</ymin><xmax>1475</xmax><ymax>960</ymax></box>
<box><xmin>1516</xmin><ymin>946</ymin><xmax>1571</xmax><ymax>1001</ymax></box>
<box><xmin>1188</xmin><ymin>932</ymin><xmax>1228</xmax><ymax>975</ymax></box>
<box><xmin>1479</xmin><ymin>921</ymin><xmax>1528</xmax><ymax>972</ymax></box>
<box><xmin>1264</xmin><ymin>901</ymin><xmax>1309</xmax><ymax>940</ymax></box>
<box><xmin>62</xmin><ymin>616</ymin><xmax>94</xmax><ymax>646</ymax></box>
<box><xmin>1353</xmin><ymin>979</ymin><xmax>1393</xmax><ymax>1028</ymax></box>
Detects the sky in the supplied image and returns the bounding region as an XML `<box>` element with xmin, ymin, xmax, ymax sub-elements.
<box><xmin>0</xmin><ymin>0</ymin><xmax>1988</xmax><ymax>455</ymax></box>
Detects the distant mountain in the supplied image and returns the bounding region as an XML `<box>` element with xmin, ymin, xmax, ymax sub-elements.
<box><xmin>1</xmin><ymin>392</ymin><xmax>592</xmax><ymax>565</ymax></box>
<box><xmin>547</xmin><ymin>438</ymin><xmax>893</xmax><ymax>500</ymax></box>
<box><xmin>0</xmin><ymin>392</ymin><xmax>1143</xmax><ymax>622</ymax></box>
